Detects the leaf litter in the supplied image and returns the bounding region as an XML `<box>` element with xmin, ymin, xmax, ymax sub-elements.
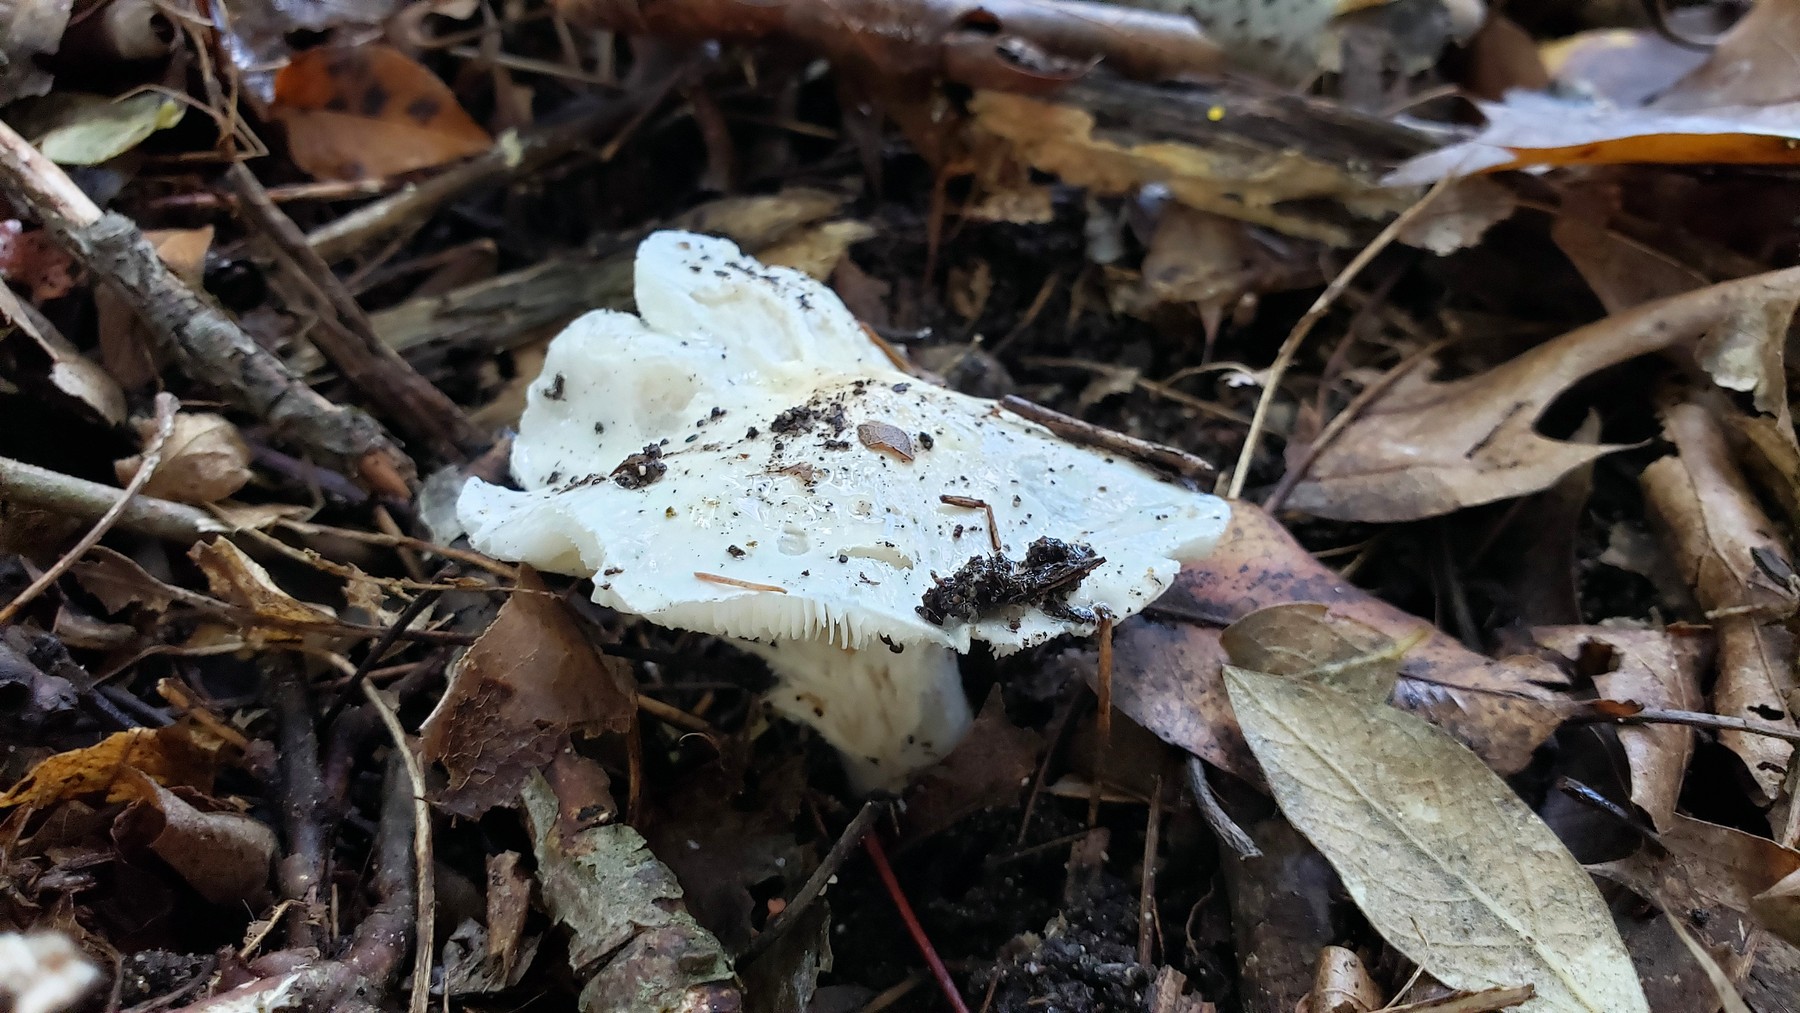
<box><xmin>8</xmin><ymin>0</ymin><xmax>1800</xmax><ymax>1010</ymax></box>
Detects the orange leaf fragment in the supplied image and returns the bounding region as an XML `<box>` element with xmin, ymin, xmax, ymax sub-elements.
<box><xmin>0</xmin><ymin>726</ymin><xmax>221</xmax><ymax>810</ymax></box>
<box><xmin>272</xmin><ymin>44</ymin><xmax>491</xmax><ymax>181</ymax></box>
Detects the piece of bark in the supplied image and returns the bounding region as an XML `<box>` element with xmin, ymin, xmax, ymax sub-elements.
<box><xmin>0</xmin><ymin>117</ymin><xmax>411</xmax><ymax>495</ymax></box>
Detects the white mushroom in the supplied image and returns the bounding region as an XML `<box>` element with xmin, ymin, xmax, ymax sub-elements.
<box><xmin>458</xmin><ymin>231</ymin><xmax>1231</xmax><ymax>790</ymax></box>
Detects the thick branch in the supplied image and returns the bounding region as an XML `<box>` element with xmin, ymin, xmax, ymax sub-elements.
<box><xmin>0</xmin><ymin>117</ymin><xmax>413</xmax><ymax>495</ymax></box>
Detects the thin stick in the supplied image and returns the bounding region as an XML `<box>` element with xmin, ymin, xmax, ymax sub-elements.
<box><xmin>0</xmin><ymin>393</ymin><xmax>175</xmax><ymax>625</ymax></box>
<box><xmin>1265</xmin><ymin>336</ymin><xmax>1455</xmax><ymax>512</ymax></box>
<box><xmin>634</xmin><ymin>694</ymin><xmax>714</xmax><ymax>734</ymax></box>
<box><xmin>227</xmin><ymin>163</ymin><xmax>484</xmax><ymax>464</ymax></box>
<box><xmin>1137</xmin><ymin>773</ymin><xmax>1162</xmax><ymax>967</ymax></box>
<box><xmin>863</xmin><ymin>833</ymin><xmax>972</xmax><ymax>1013</ymax></box>
<box><xmin>1001</xmin><ymin>395</ymin><xmax>1215</xmax><ymax>481</ymax></box>
<box><xmin>740</xmin><ymin>800</ymin><xmax>884</xmax><ymax>963</ymax></box>
<box><xmin>360</xmin><ymin>680</ymin><xmax>435</xmax><ymax>1013</ymax></box>
<box><xmin>1226</xmin><ymin>174</ymin><xmax>1456</xmax><ymax>500</ymax></box>
<box><xmin>321</xmin><ymin>583</ymin><xmax>448</xmax><ymax>727</ymax></box>
<box><xmin>306</xmin><ymin>91</ymin><xmax>661</xmax><ymax>263</ymax></box>
<box><xmin>940</xmin><ymin>495</ymin><xmax>1001</xmax><ymax>551</ymax></box>
<box><xmin>1088</xmin><ymin>615</ymin><xmax>1114</xmax><ymax>827</ymax></box>
<box><xmin>1016</xmin><ymin>689</ymin><xmax>1084</xmax><ymax>846</ymax></box>
<box><xmin>1595</xmin><ymin>704</ymin><xmax>1800</xmax><ymax>743</ymax></box>
<box><xmin>1185</xmin><ymin>757</ymin><xmax>1259</xmax><ymax>859</ymax></box>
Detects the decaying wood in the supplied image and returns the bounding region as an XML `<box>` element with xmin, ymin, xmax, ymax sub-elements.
<box><xmin>0</xmin><ymin>118</ymin><xmax>414</xmax><ymax>495</ymax></box>
<box><xmin>962</xmin><ymin>75</ymin><xmax>1435</xmax><ymax>244</ymax></box>
<box><xmin>366</xmin><ymin>255</ymin><xmax>634</xmax><ymax>375</ymax></box>
<box><xmin>228</xmin><ymin>163</ymin><xmax>486</xmax><ymax>464</ymax></box>
<box><xmin>557</xmin><ymin>0</ymin><xmax>1223</xmax><ymax>84</ymax></box>
<box><xmin>0</xmin><ymin>454</ymin><xmax>225</xmax><ymax>543</ymax></box>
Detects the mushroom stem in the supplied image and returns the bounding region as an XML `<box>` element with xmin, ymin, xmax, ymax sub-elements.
<box><xmin>744</xmin><ymin>638</ymin><xmax>973</xmax><ymax>792</ymax></box>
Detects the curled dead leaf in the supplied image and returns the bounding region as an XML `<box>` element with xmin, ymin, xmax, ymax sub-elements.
<box><xmin>115</xmin><ymin>412</ymin><xmax>253</xmax><ymax>504</ymax></box>
<box><xmin>419</xmin><ymin>566</ymin><xmax>636</xmax><ymax>818</ymax></box>
<box><xmin>1642</xmin><ymin>403</ymin><xmax>1798</xmax><ymax>803</ymax></box>
<box><xmin>112</xmin><ymin>770</ymin><xmax>275</xmax><ymax>906</ymax></box>
<box><xmin>1285</xmin><ymin>266</ymin><xmax>1800</xmax><ymax>522</ymax></box>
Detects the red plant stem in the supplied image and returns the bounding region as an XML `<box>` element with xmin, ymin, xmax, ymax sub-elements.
<box><xmin>863</xmin><ymin>834</ymin><xmax>972</xmax><ymax>1013</ymax></box>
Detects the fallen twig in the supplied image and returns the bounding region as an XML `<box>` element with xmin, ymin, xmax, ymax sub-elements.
<box><xmin>864</xmin><ymin>832</ymin><xmax>972</xmax><ymax>1013</ymax></box>
<box><xmin>0</xmin><ymin>454</ymin><xmax>224</xmax><ymax>542</ymax></box>
<box><xmin>0</xmin><ymin>118</ymin><xmax>413</xmax><ymax>496</ymax></box>
<box><xmin>227</xmin><ymin>164</ymin><xmax>485</xmax><ymax>464</ymax></box>
<box><xmin>360</xmin><ymin>680</ymin><xmax>435</xmax><ymax>1013</ymax></box>
<box><xmin>740</xmin><ymin>799</ymin><xmax>885</xmax><ymax>963</ymax></box>
<box><xmin>307</xmin><ymin>94</ymin><xmax>659</xmax><ymax>263</ymax></box>
<box><xmin>0</xmin><ymin>393</ymin><xmax>175</xmax><ymax>626</ymax></box>
<box><xmin>1226</xmin><ymin>174</ymin><xmax>1453</xmax><ymax>500</ymax></box>
<box><xmin>1585</xmin><ymin>703</ymin><xmax>1800</xmax><ymax>744</ymax></box>
<box><xmin>1000</xmin><ymin>395</ymin><xmax>1216</xmax><ymax>482</ymax></box>
<box><xmin>266</xmin><ymin>661</ymin><xmax>331</xmax><ymax>951</ymax></box>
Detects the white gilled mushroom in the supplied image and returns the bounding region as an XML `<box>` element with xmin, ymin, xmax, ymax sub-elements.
<box><xmin>458</xmin><ymin>231</ymin><xmax>1231</xmax><ymax>790</ymax></box>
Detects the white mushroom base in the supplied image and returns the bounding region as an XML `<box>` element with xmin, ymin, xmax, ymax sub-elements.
<box><xmin>744</xmin><ymin>638</ymin><xmax>972</xmax><ymax>792</ymax></box>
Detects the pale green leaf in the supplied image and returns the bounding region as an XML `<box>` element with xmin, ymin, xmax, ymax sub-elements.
<box><xmin>1224</xmin><ymin>666</ymin><xmax>1648</xmax><ymax>1013</ymax></box>
<box><xmin>30</xmin><ymin>92</ymin><xmax>184</xmax><ymax>165</ymax></box>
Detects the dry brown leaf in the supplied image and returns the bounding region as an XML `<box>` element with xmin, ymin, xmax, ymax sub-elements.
<box><xmin>1136</xmin><ymin>205</ymin><xmax>1323</xmax><ymax>340</ymax></box>
<box><xmin>111</xmin><ymin>770</ymin><xmax>275</xmax><ymax>906</ymax></box>
<box><xmin>1110</xmin><ymin>620</ymin><xmax>1255</xmax><ymax>776</ymax></box>
<box><xmin>1642</xmin><ymin>403</ymin><xmax>1798</xmax><ymax>803</ymax></box>
<box><xmin>1222</xmin><ymin>611</ymin><xmax>1649</xmax><ymax>1013</ymax></box>
<box><xmin>1285</xmin><ymin>266</ymin><xmax>1800</xmax><ymax>522</ymax></box>
<box><xmin>0</xmin><ymin>726</ymin><xmax>220</xmax><ymax>809</ymax></box>
<box><xmin>419</xmin><ymin>567</ymin><xmax>636</xmax><ymax>818</ymax></box>
<box><xmin>1393</xmin><ymin>176</ymin><xmax>1518</xmax><ymax>255</ymax></box>
<box><xmin>1654</xmin><ymin>0</ymin><xmax>1800</xmax><ymax>110</ymax></box>
<box><xmin>1549</xmin><ymin>214</ymin><xmax>1708</xmax><ymax>314</ymax></box>
<box><xmin>72</xmin><ymin>545</ymin><xmax>182</xmax><ymax>614</ymax></box>
<box><xmin>189</xmin><ymin>538</ymin><xmax>337</xmax><ymax>637</ymax></box>
<box><xmin>756</xmin><ymin>220</ymin><xmax>876</xmax><ymax>280</ymax></box>
<box><xmin>1220</xmin><ymin>603</ymin><xmax>1401</xmax><ymax>705</ymax></box>
<box><xmin>903</xmin><ymin>687</ymin><xmax>1042</xmax><ymax>842</ymax></box>
<box><xmin>115</xmin><ymin>412</ymin><xmax>253</xmax><ymax>505</ymax></box>
<box><xmin>1131</xmin><ymin>502</ymin><xmax>1564</xmax><ymax>774</ymax></box>
<box><xmin>0</xmin><ymin>279</ymin><xmax>124</xmax><ymax>427</ymax></box>
<box><xmin>0</xmin><ymin>0</ymin><xmax>72</xmax><ymax>104</ymax></box>
<box><xmin>271</xmin><ymin>45</ymin><xmax>492</xmax><ymax>181</ymax></box>
<box><xmin>1593</xmin><ymin>814</ymin><xmax>1800</xmax><ymax>948</ymax></box>
<box><xmin>1534</xmin><ymin>626</ymin><xmax>1705</xmax><ymax>830</ymax></box>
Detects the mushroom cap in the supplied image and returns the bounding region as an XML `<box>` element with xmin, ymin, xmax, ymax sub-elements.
<box><xmin>459</xmin><ymin>231</ymin><xmax>1230</xmax><ymax>654</ymax></box>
